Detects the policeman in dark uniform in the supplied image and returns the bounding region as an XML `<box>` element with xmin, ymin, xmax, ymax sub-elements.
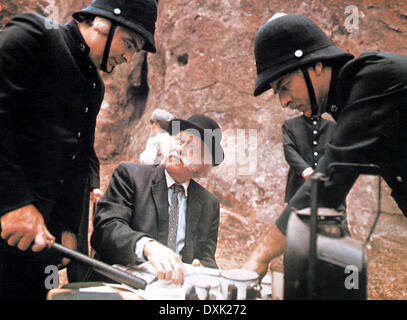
<box><xmin>244</xmin><ymin>13</ymin><xmax>407</xmax><ymax>278</ymax></box>
<box><xmin>0</xmin><ymin>0</ymin><xmax>157</xmax><ymax>299</ymax></box>
<box><xmin>282</xmin><ymin>114</ymin><xmax>336</xmax><ymax>203</ymax></box>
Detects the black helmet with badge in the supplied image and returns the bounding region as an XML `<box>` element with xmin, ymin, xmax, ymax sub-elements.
<box><xmin>73</xmin><ymin>0</ymin><xmax>158</xmax><ymax>72</ymax></box>
<box><xmin>253</xmin><ymin>13</ymin><xmax>353</xmax><ymax>116</ymax></box>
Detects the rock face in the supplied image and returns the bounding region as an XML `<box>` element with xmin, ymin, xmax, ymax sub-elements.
<box><xmin>3</xmin><ymin>0</ymin><xmax>403</xmax><ymax>229</ymax></box>
<box><xmin>0</xmin><ymin>0</ymin><xmax>50</xmax><ymax>26</ymax></box>
<box><xmin>2</xmin><ymin>0</ymin><xmax>407</xmax><ymax>299</ymax></box>
<box><xmin>139</xmin><ymin>0</ymin><xmax>407</xmax><ymax>237</ymax></box>
<box><xmin>96</xmin><ymin>0</ymin><xmax>407</xmax><ymax>299</ymax></box>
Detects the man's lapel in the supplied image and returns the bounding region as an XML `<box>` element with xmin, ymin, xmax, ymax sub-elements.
<box><xmin>151</xmin><ymin>166</ymin><xmax>169</xmax><ymax>244</ymax></box>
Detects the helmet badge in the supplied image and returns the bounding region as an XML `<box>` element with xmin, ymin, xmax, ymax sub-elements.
<box><xmin>294</xmin><ymin>49</ymin><xmax>303</xmax><ymax>58</ymax></box>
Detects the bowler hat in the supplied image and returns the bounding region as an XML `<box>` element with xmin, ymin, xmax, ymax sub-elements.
<box><xmin>254</xmin><ymin>14</ymin><xmax>353</xmax><ymax>96</ymax></box>
<box><xmin>73</xmin><ymin>0</ymin><xmax>157</xmax><ymax>53</ymax></box>
<box><xmin>169</xmin><ymin>114</ymin><xmax>224</xmax><ymax>167</ymax></box>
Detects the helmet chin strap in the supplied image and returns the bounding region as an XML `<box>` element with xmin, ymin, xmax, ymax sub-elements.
<box><xmin>301</xmin><ymin>67</ymin><xmax>319</xmax><ymax>118</ymax></box>
<box><xmin>101</xmin><ymin>21</ymin><xmax>118</xmax><ymax>73</ymax></box>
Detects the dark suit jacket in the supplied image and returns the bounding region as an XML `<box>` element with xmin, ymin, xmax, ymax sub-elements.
<box><xmin>282</xmin><ymin>115</ymin><xmax>336</xmax><ymax>202</ymax></box>
<box><xmin>277</xmin><ymin>51</ymin><xmax>407</xmax><ymax>234</ymax></box>
<box><xmin>91</xmin><ymin>163</ymin><xmax>220</xmax><ymax>269</ymax></box>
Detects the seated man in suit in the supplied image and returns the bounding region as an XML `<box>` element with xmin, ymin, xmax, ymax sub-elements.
<box><xmin>91</xmin><ymin>114</ymin><xmax>224</xmax><ymax>285</ymax></box>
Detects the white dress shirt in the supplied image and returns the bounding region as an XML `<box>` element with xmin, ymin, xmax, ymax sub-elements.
<box><xmin>134</xmin><ymin>170</ymin><xmax>190</xmax><ymax>262</ymax></box>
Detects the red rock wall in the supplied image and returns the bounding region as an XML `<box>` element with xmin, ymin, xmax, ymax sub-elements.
<box><xmin>2</xmin><ymin>0</ymin><xmax>407</xmax><ymax>299</ymax></box>
<box><xmin>135</xmin><ymin>0</ymin><xmax>406</xmax><ymax>239</ymax></box>
<box><xmin>2</xmin><ymin>0</ymin><xmax>406</xmax><ymax>237</ymax></box>
<box><xmin>0</xmin><ymin>0</ymin><xmax>50</xmax><ymax>27</ymax></box>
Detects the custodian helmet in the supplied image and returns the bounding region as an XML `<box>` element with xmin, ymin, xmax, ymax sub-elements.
<box><xmin>73</xmin><ymin>0</ymin><xmax>158</xmax><ymax>53</ymax></box>
<box><xmin>253</xmin><ymin>14</ymin><xmax>353</xmax><ymax>97</ymax></box>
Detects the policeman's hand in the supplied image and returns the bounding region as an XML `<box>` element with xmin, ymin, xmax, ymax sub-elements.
<box><xmin>301</xmin><ymin>167</ymin><xmax>314</xmax><ymax>180</ymax></box>
<box><xmin>0</xmin><ymin>204</ymin><xmax>55</xmax><ymax>252</ymax></box>
<box><xmin>143</xmin><ymin>240</ymin><xmax>186</xmax><ymax>285</ymax></box>
<box><xmin>242</xmin><ymin>259</ymin><xmax>266</xmax><ymax>280</ymax></box>
<box><xmin>90</xmin><ymin>188</ymin><xmax>103</xmax><ymax>203</ymax></box>
<box><xmin>243</xmin><ymin>224</ymin><xmax>286</xmax><ymax>281</ymax></box>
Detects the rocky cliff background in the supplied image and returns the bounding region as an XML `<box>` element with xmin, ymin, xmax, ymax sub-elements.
<box><xmin>1</xmin><ymin>0</ymin><xmax>406</xmax><ymax>299</ymax></box>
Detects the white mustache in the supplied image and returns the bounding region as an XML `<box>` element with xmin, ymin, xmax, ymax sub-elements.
<box><xmin>168</xmin><ymin>151</ymin><xmax>205</xmax><ymax>172</ymax></box>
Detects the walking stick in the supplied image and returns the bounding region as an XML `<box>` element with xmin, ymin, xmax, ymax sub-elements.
<box><xmin>51</xmin><ymin>242</ymin><xmax>147</xmax><ymax>290</ymax></box>
<box><xmin>0</xmin><ymin>223</ymin><xmax>147</xmax><ymax>290</ymax></box>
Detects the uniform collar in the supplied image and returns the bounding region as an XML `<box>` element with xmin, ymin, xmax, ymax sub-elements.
<box><xmin>63</xmin><ymin>20</ymin><xmax>104</xmax><ymax>94</ymax></box>
<box><xmin>164</xmin><ymin>170</ymin><xmax>190</xmax><ymax>197</ymax></box>
<box><xmin>326</xmin><ymin>61</ymin><xmax>347</xmax><ymax>119</ymax></box>
<box><xmin>64</xmin><ymin>20</ymin><xmax>94</xmax><ymax>64</ymax></box>
<box><xmin>302</xmin><ymin>114</ymin><xmax>320</xmax><ymax>122</ymax></box>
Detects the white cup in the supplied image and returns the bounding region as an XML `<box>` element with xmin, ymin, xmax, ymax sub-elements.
<box><xmin>220</xmin><ymin>269</ymin><xmax>259</xmax><ymax>300</ymax></box>
<box><xmin>183</xmin><ymin>274</ymin><xmax>224</xmax><ymax>300</ymax></box>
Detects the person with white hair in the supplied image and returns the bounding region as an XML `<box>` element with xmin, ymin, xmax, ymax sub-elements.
<box><xmin>139</xmin><ymin>108</ymin><xmax>175</xmax><ymax>165</ymax></box>
<box><xmin>91</xmin><ymin>114</ymin><xmax>224</xmax><ymax>285</ymax></box>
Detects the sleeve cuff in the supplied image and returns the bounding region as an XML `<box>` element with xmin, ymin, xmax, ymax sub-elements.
<box><xmin>134</xmin><ymin>236</ymin><xmax>154</xmax><ymax>263</ymax></box>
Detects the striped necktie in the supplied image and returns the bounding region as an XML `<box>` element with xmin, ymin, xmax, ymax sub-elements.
<box><xmin>167</xmin><ymin>184</ymin><xmax>184</xmax><ymax>251</ymax></box>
